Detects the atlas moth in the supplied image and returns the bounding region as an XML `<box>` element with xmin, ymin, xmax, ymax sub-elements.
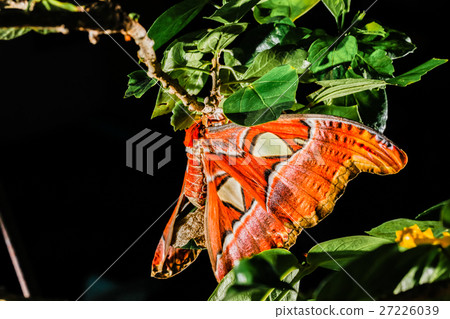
<box><xmin>151</xmin><ymin>108</ymin><xmax>407</xmax><ymax>282</ymax></box>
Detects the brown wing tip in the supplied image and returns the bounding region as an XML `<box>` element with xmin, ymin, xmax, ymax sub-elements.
<box><xmin>349</xmin><ymin>131</ymin><xmax>408</xmax><ymax>175</ymax></box>
<box><xmin>151</xmin><ymin>247</ymin><xmax>202</xmax><ymax>279</ymax></box>
<box><xmin>394</xmin><ymin>147</ymin><xmax>408</xmax><ymax>172</ymax></box>
<box><xmin>151</xmin><ymin>265</ymin><xmax>173</xmax><ymax>279</ymax></box>
<box><xmin>376</xmin><ymin>138</ymin><xmax>408</xmax><ymax>174</ymax></box>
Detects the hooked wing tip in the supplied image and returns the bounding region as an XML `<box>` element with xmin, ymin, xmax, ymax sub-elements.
<box><xmin>151</xmin><ymin>245</ymin><xmax>202</xmax><ymax>279</ymax></box>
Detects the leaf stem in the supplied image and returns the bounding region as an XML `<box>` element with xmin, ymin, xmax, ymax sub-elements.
<box><xmin>170</xmin><ymin>66</ymin><xmax>211</xmax><ymax>75</ymax></box>
<box><xmin>260</xmin><ymin>288</ymin><xmax>275</xmax><ymax>301</ymax></box>
<box><xmin>220</xmin><ymin>77</ymin><xmax>259</xmax><ymax>86</ymax></box>
<box><xmin>274</xmin><ymin>264</ymin><xmax>317</xmax><ymax>301</ymax></box>
<box><xmin>219</xmin><ymin>65</ymin><xmax>241</xmax><ymax>83</ymax></box>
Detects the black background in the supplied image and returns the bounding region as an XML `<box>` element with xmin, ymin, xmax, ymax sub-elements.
<box><xmin>0</xmin><ymin>0</ymin><xmax>448</xmax><ymax>300</ymax></box>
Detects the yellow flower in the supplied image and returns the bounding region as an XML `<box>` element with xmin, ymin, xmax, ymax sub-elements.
<box><xmin>395</xmin><ymin>224</ymin><xmax>450</xmax><ymax>249</ymax></box>
<box><xmin>440</xmin><ymin>232</ymin><xmax>450</xmax><ymax>248</ymax></box>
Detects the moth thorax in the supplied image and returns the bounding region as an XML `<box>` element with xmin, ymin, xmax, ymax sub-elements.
<box><xmin>203</xmin><ymin>108</ymin><xmax>227</xmax><ymax>127</ymax></box>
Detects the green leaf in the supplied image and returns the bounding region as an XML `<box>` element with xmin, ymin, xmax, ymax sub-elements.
<box><xmin>321</xmin><ymin>0</ymin><xmax>348</xmax><ymax>22</ymax></box>
<box><xmin>299</xmin><ymin>104</ymin><xmax>361</xmax><ymax>122</ymax></box>
<box><xmin>307</xmin><ymin>236</ymin><xmax>391</xmax><ymax>271</ymax></box>
<box><xmin>254</xmin><ymin>0</ymin><xmax>321</xmax><ymax>24</ymax></box>
<box><xmin>363</xmin><ymin>49</ymin><xmax>395</xmax><ymax>76</ymax></box>
<box><xmin>209</xmin><ymin>249</ymin><xmax>300</xmax><ymax>301</ymax></box>
<box><xmin>353</xmin><ymin>88</ymin><xmax>388</xmax><ymax>132</ymax></box>
<box><xmin>229</xmin><ymin>258</ymin><xmax>293</xmax><ymax>291</ymax></box>
<box><xmin>348</xmin><ymin>49</ymin><xmax>395</xmax><ymax>79</ymax></box>
<box><xmin>387</xmin><ymin>58</ymin><xmax>448</xmax><ymax>87</ymax></box>
<box><xmin>223</xmin><ymin>64</ymin><xmax>298</xmax><ymax>126</ymax></box>
<box><xmin>416</xmin><ymin>199</ymin><xmax>450</xmax><ymax>220</ymax></box>
<box><xmin>230</xmin><ymin>18</ymin><xmax>295</xmax><ymax>66</ymax></box>
<box><xmin>43</xmin><ymin>0</ymin><xmax>79</xmax><ymax>12</ymax></box>
<box><xmin>206</xmin><ymin>0</ymin><xmax>261</xmax><ymax>24</ymax></box>
<box><xmin>441</xmin><ymin>200</ymin><xmax>450</xmax><ymax>228</ymax></box>
<box><xmin>307</xmin><ymin>78</ymin><xmax>386</xmax><ymax>106</ymax></box>
<box><xmin>356</xmin><ymin>26</ymin><xmax>416</xmax><ymax>59</ymax></box>
<box><xmin>357</xmin><ymin>21</ymin><xmax>387</xmax><ymax>37</ymax></box>
<box><xmin>198</xmin><ymin>23</ymin><xmax>248</xmax><ymax>54</ymax></box>
<box><xmin>162</xmin><ymin>38</ymin><xmax>210</xmax><ymax>96</ymax></box>
<box><xmin>366</xmin><ymin>218</ymin><xmax>444</xmax><ymax>242</ymax></box>
<box><xmin>308</xmin><ymin>35</ymin><xmax>358</xmax><ymax>73</ymax></box>
<box><xmin>283</xmin><ymin>27</ymin><xmax>329</xmax><ymax>49</ymax></box>
<box><xmin>170</xmin><ymin>102</ymin><xmax>196</xmax><ymax>131</ymax></box>
<box><xmin>290</xmin><ymin>103</ymin><xmax>306</xmax><ymax>111</ymax></box>
<box><xmin>147</xmin><ymin>0</ymin><xmax>209</xmax><ymax>50</ymax></box>
<box><xmin>152</xmin><ymin>33</ymin><xmax>208</xmax><ymax>119</ymax></box>
<box><xmin>314</xmin><ymin>244</ymin><xmax>450</xmax><ymax>300</ymax></box>
<box><xmin>218</xmin><ymin>65</ymin><xmax>245</xmax><ymax>97</ymax></box>
<box><xmin>316</xmin><ymin>62</ymin><xmax>388</xmax><ymax>131</ymax></box>
<box><xmin>152</xmin><ymin>88</ymin><xmax>178</xmax><ymax>119</ymax></box>
<box><xmin>242</xmin><ymin>45</ymin><xmax>309</xmax><ymax>79</ymax></box>
<box><xmin>373</xmin><ymin>28</ymin><xmax>415</xmax><ymax>59</ymax></box>
<box><xmin>124</xmin><ymin>70</ymin><xmax>157</xmax><ymax>98</ymax></box>
<box><xmin>394</xmin><ymin>247</ymin><xmax>450</xmax><ymax>295</ymax></box>
<box><xmin>0</xmin><ymin>28</ymin><xmax>31</xmax><ymax>40</ymax></box>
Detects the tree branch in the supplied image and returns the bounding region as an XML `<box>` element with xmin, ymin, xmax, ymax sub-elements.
<box><xmin>0</xmin><ymin>3</ymin><xmax>125</xmax><ymax>33</ymax></box>
<box><xmin>0</xmin><ymin>1</ymin><xmax>205</xmax><ymax>112</ymax></box>
<box><xmin>124</xmin><ymin>19</ymin><xmax>204</xmax><ymax>112</ymax></box>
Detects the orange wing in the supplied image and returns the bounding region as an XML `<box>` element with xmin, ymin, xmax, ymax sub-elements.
<box><xmin>203</xmin><ymin>159</ymin><xmax>294</xmax><ymax>280</ymax></box>
<box><xmin>202</xmin><ymin>114</ymin><xmax>407</xmax><ymax>281</ymax></box>
<box><xmin>151</xmin><ymin>178</ymin><xmax>205</xmax><ymax>278</ymax></box>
